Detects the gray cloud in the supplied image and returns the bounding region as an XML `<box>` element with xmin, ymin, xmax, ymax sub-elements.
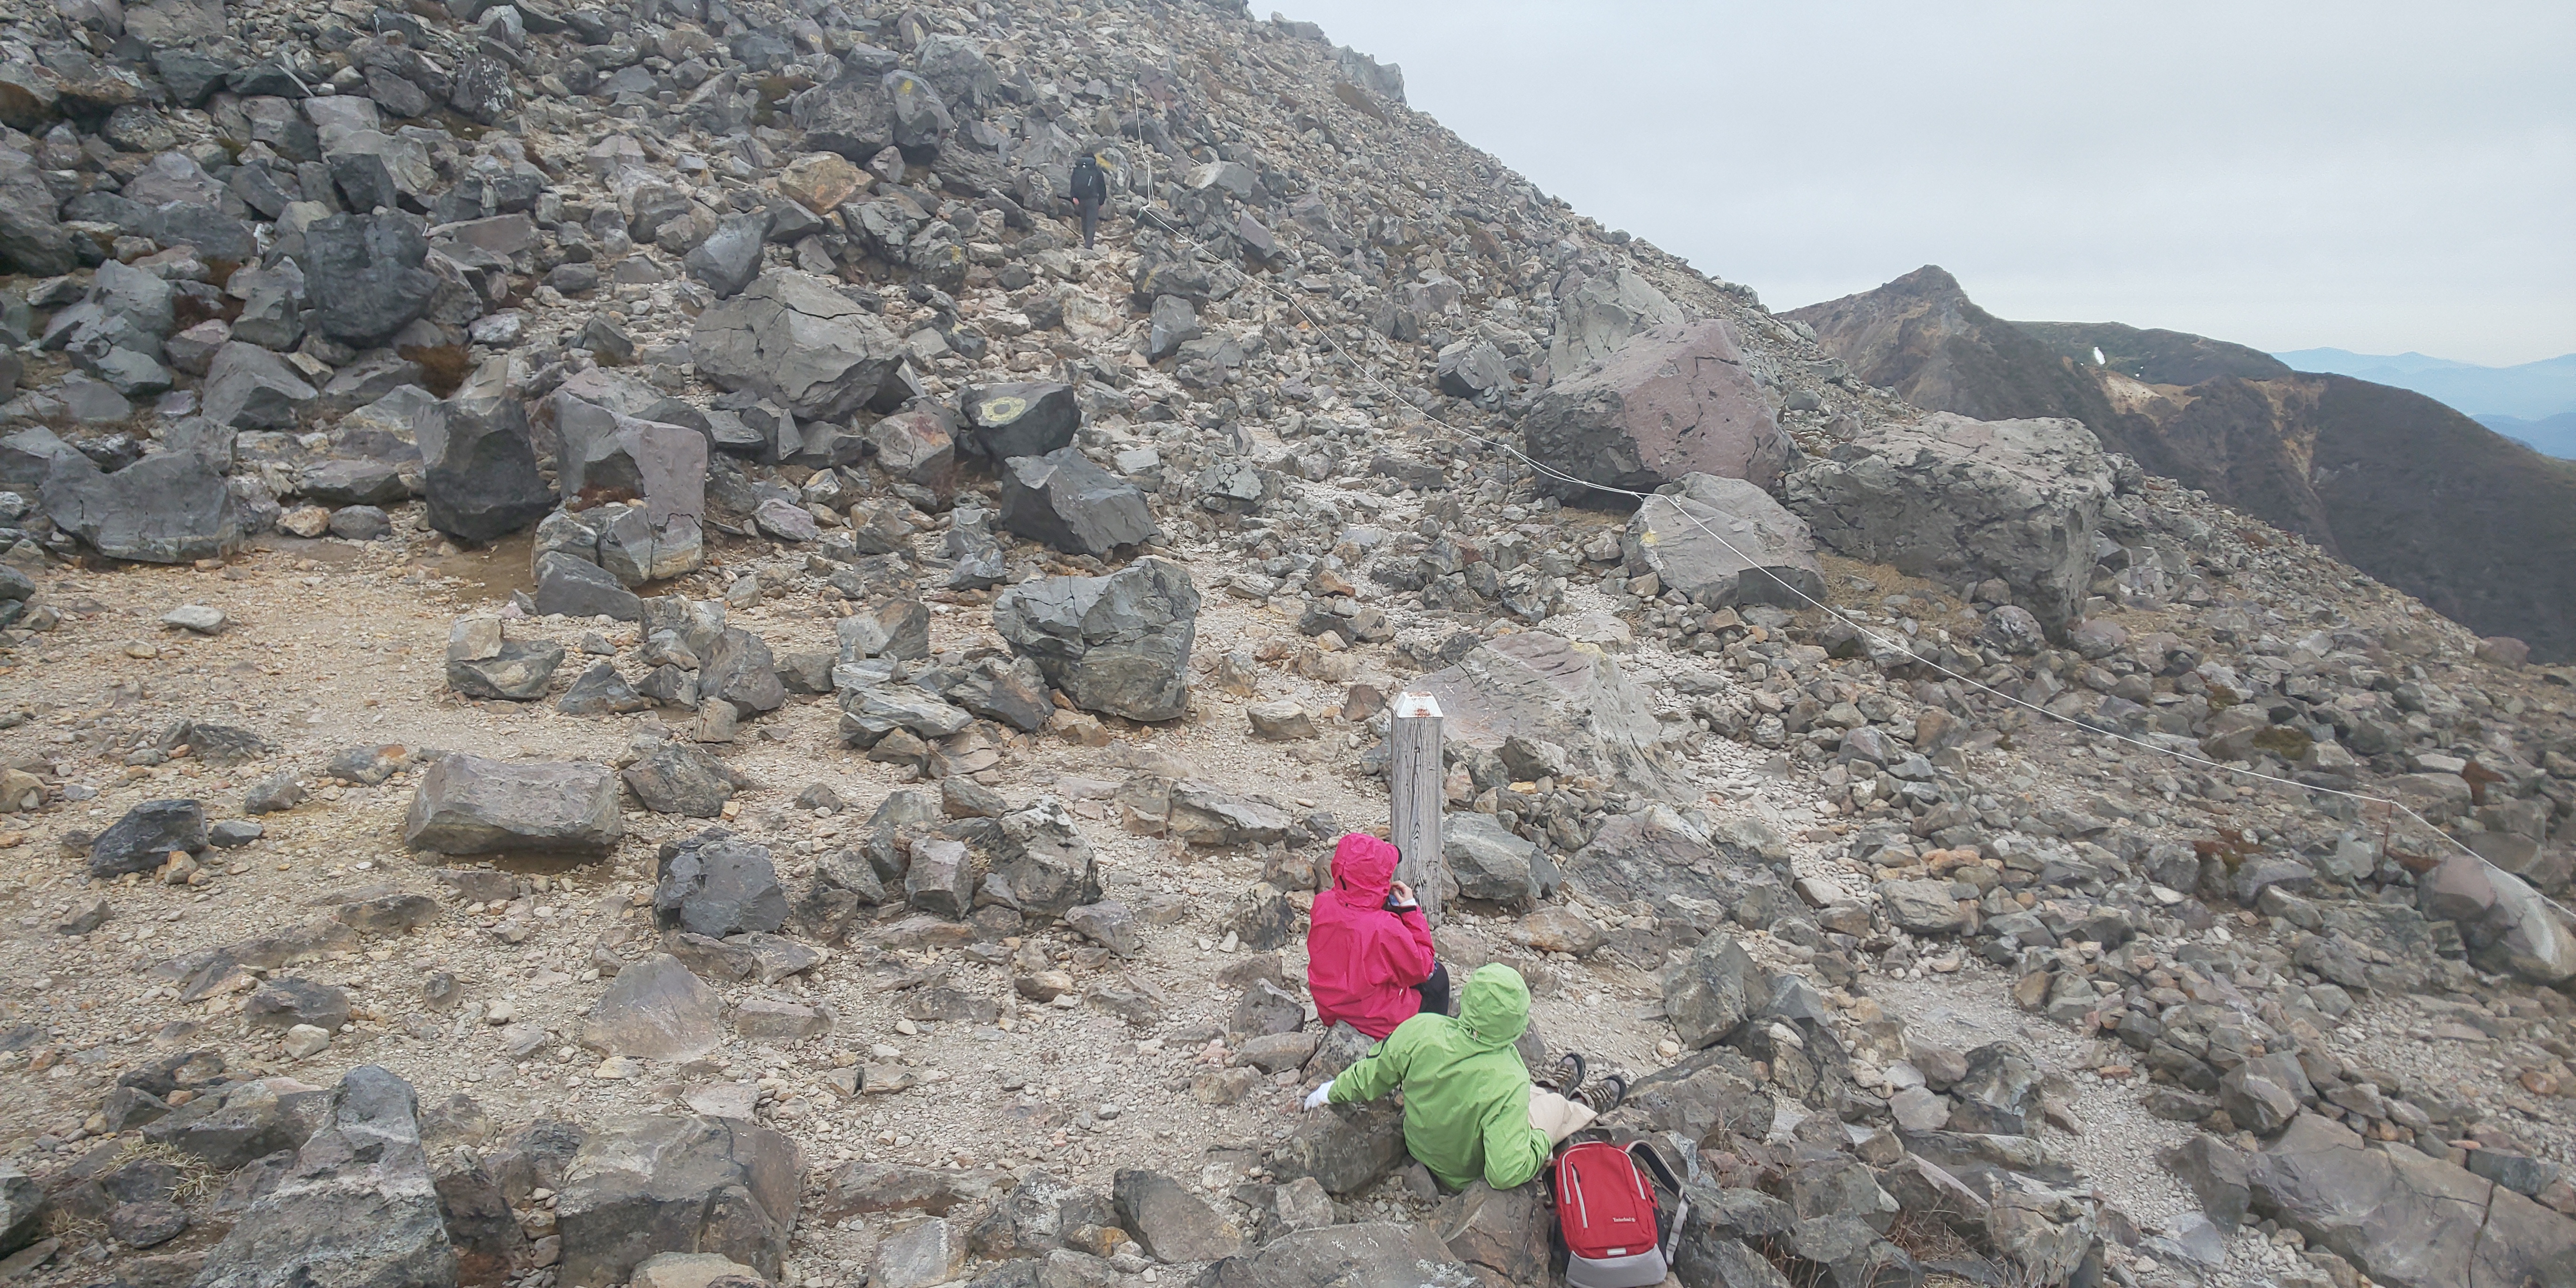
<box><xmin>1276</xmin><ymin>0</ymin><xmax>2576</xmax><ymax>365</ymax></box>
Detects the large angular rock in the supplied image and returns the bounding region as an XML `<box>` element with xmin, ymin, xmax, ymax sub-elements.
<box><xmin>192</xmin><ymin>1067</ymin><xmax>458</xmax><ymax>1288</ymax></box>
<box><xmin>0</xmin><ymin>1162</ymin><xmax>35</xmax><ymax>1254</ymax></box>
<box><xmin>404</xmin><ymin>755</ymin><xmax>623</xmax><ymax>857</ymax></box>
<box><xmin>788</xmin><ymin>76</ymin><xmax>897</xmax><ymax>162</ymax></box>
<box><xmin>142</xmin><ymin>1077</ymin><xmax>331</xmax><ymax>1171</ymax></box>
<box><xmin>0</xmin><ymin>146</ymin><xmax>74</xmax><ymax>276</ymax></box>
<box><xmin>993</xmin><ymin>557</ymin><xmax>1199</xmax><ymax>722</ymax></box>
<box><xmin>865</xmin><ymin>408</ymin><xmax>957</xmax><ymax>498</ymax></box>
<box><xmin>691</xmin><ymin>271</ymin><xmax>905</xmax><ymax>421</ymax></box>
<box><xmin>1113</xmin><ymin>1170</ymin><xmax>1242</xmax><ymax>1264</ymax></box>
<box><xmin>555</xmin><ymin>1115</ymin><xmax>802</xmax><ymax>1288</ymax></box>
<box><xmin>1438</xmin><ymin>813</ymin><xmax>1560</xmax><ymax>908</ymax></box>
<box><xmin>956</xmin><ymin>381</ymin><xmax>1080</xmax><ymax>463</ymax></box>
<box><xmin>2249</xmin><ymin>1113</ymin><xmax>2576</xmax><ymax>1288</ymax></box>
<box><xmin>88</xmin><ymin>799</ymin><xmax>207</xmax><ymax>877</ymax></box>
<box><xmin>1784</xmin><ymin>413</ymin><xmax>2114</xmax><ymax>634</ymax></box>
<box><xmin>1663</xmin><ymin>931</ymin><xmax>1770</xmax><ymax>1049</ymax></box>
<box><xmin>685</xmin><ymin>212</ymin><xmax>771</xmax><ymax>298</ymax></box>
<box><xmin>1548</xmin><ymin>267</ymin><xmax>1684</xmax><ymax>375</ymax></box>
<box><xmin>1521</xmin><ymin>320</ymin><xmax>1791</xmax><ymax>499</ymax></box>
<box><xmin>577</xmin><ymin>954</ymin><xmax>723</xmax><ymax>1062</ymax></box>
<box><xmin>553</xmin><ymin>398</ymin><xmax>707</xmax><ymax>527</ymax></box>
<box><xmin>1270</xmin><ymin>1101</ymin><xmax>1406</xmax><ymax>1197</ymax></box>
<box><xmin>419</xmin><ymin>377</ymin><xmax>555</xmax><ymax>543</ymax></box>
<box><xmin>41</xmin><ymin>451</ymin><xmax>244</xmax><ymax>563</ymax></box>
<box><xmin>990</xmin><ymin>799</ymin><xmax>1102</xmax><ymax>919</ymax></box>
<box><xmin>701</xmin><ymin>629</ymin><xmax>786</xmax><ymax>717</ymax></box>
<box><xmin>1625</xmin><ymin>472</ymin><xmax>1825</xmax><ymax>608</ymax></box>
<box><xmin>655</xmin><ymin>831</ymin><xmax>788</xmax><ymax>938</ymax></box>
<box><xmin>1418</xmin><ymin>631</ymin><xmax>1689</xmax><ymax>799</ymax></box>
<box><xmin>622</xmin><ymin>739</ymin><xmax>737</xmax><ymax>817</ymax></box>
<box><xmin>534</xmin><ymin>552</ymin><xmax>644</xmax><ymax>622</ymax></box>
<box><xmin>996</xmin><ymin>448</ymin><xmax>1155</xmax><ymax>555</ymax></box>
<box><xmin>2418</xmin><ymin>852</ymin><xmax>2576</xmax><ymax>986</ymax></box>
<box><xmin>298</xmin><ymin>212</ymin><xmax>440</xmax><ymax>348</ymax></box>
<box><xmin>1562</xmin><ymin>806</ymin><xmax>1783</xmax><ymax>910</ymax></box>
<box><xmin>1198</xmin><ymin>1222</ymin><xmax>1470</xmax><ymax>1288</ymax></box>
<box><xmin>967</xmin><ymin>1172</ymin><xmax>1116</xmax><ymax>1261</ymax></box>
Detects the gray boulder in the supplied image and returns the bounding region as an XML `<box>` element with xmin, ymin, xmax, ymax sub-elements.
<box><xmin>956</xmin><ymin>382</ymin><xmax>1080</xmax><ymax>463</ymax></box>
<box><xmin>993</xmin><ymin>557</ymin><xmax>1198</xmax><ymax>722</ymax></box>
<box><xmin>2249</xmin><ymin>1113</ymin><xmax>2576</xmax><ymax>1288</ymax></box>
<box><xmin>404</xmin><ymin>755</ymin><xmax>622</xmax><ymax>858</ymax></box>
<box><xmin>1269</xmin><ymin>1102</ymin><xmax>1408</xmax><ymax>1198</ymax></box>
<box><xmin>990</xmin><ymin>799</ymin><xmax>1102</xmax><ymax>919</ymax></box>
<box><xmin>439</xmin><ymin>634</ymin><xmax>557</xmax><ymax>699</ymax></box>
<box><xmin>576</xmin><ymin>954</ymin><xmax>723</xmax><ymax>1063</ymax></box>
<box><xmin>191</xmin><ymin>1067</ymin><xmax>457</xmax><ymax>1288</ymax></box>
<box><xmin>1547</xmin><ymin>267</ymin><xmax>1683</xmax><ymax>375</ymax></box>
<box><xmin>89</xmin><ymin>798</ymin><xmax>207</xmax><ymax>877</ymax></box>
<box><xmin>1438</xmin><ymin>813</ymin><xmax>1560</xmax><ymax>908</ymax></box>
<box><xmin>997</xmin><ymin>447</ymin><xmax>1156</xmax><ymax>555</ymax></box>
<box><xmin>655</xmin><ymin>830</ymin><xmax>789</xmax><ymax>938</ymax></box>
<box><xmin>298</xmin><ymin>212</ymin><xmax>439</xmax><ymax>348</ymax></box>
<box><xmin>553</xmin><ymin>398</ymin><xmax>707</xmax><ymax>527</ymax></box>
<box><xmin>1417</xmin><ymin>631</ymin><xmax>1689</xmax><ymax>799</ymax></box>
<box><xmin>534</xmin><ymin>552</ymin><xmax>643</xmax><ymax>622</ymax></box>
<box><xmin>1625</xmin><ymin>473</ymin><xmax>1825</xmax><ymax>608</ymax></box>
<box><xmin>684</xmin><ymin>211</ymin><xmax>771</xmax><ymax>298</ymax></box>
<box><xmin>555</xmin><ymin>1115</ymin><xmax>802</xmax><ymax>1288</ymax></box>
<box><xmin>41</xmin><ymin>451</ymin><xmax>244</xmax><ymax>563</ymax></box>
<box><xmin>691</xmin><ymin>271</ymin><xmax>905</xmax><ymax>421</ymax></box>
<box><xmin>1663</xmin><ymin>931</ymin><xmax>1769</xmax><ymax>1049</ymax></box>
<box><xmin>199</xmin><ymin>342</ymin><xmax>320</xmax><ymax>430</ymax></box>
<box><xmin>0</xmin><ymin>147</ymin><xmax>72</xmax><ymax>276</ymax></box>
<box><xmin>1199</xmin><ymin>1222</ymin><xmax>1468</xmax><ymax>1288</ymax></box>
<box><xmin>905</xmin><ymin>837</ymin><xmax>975</xmax><ymax>919</ymax></box>
<box><xmin>701</xmin><ymin>628</ymin><xmax>786</xmax><ymax>717</ymax></box>
<box><xmin>1784</xmin><ymin>413</ymin><xmax>2114</xmax><ymax>634</ymax></box>
<box><xmin>1521</xmin><ymin>320</ymin><xmax>1790</xmax><ymax>500</ymax></box>
<box><xmin>418</xmin><ymin>375</ymin><xmax>554</xmax><ymax>543</ymax></box>
<box><xmin>622</xmin><ymin>739</ymin><xmax>737</xmax><ymax>817</ymax></box>
<box><xmin>2418</xmin><ymin>852</ymin><xmax>2576</xmax><ymax>986</ymax></box>
<box><xmin>1112</xmin><ymin>1170</ymin><xmax>1242</xmax><ymax>1264</ymax></box>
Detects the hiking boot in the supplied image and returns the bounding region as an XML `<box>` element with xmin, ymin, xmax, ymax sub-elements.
<box><xmin>1542</xmin><ymin>1052</ymin><xmax>1586</xmax><ymax>1096</ymax></box>
<box><xmin>1574</xmin><ymin>1074</ymin><xmax>1628</xmax><ymax>1115</ymax></box>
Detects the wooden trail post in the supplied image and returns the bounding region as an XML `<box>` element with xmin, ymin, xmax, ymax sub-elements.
<box><xmin>1390</xmin><ymin>692</ymin><xmax>1445</xmax><ymax>927</ymax></box>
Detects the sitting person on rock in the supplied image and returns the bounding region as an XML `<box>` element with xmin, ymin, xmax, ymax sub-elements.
<box><xmin>1307</xmin><ymin>832</ymin><xmax>1445</xmax><ymax>1037</ymax></box>
<box><xmin>1301</xmin><ymin>963</ymin><xmax>1626</xmax><ymax>1191</ymax></box>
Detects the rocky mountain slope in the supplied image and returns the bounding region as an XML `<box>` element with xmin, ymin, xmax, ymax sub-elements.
<box><xmin>1788</xmin><ymin>266</ymin><xmax>2576</xmax><ymax>665</ymax></box>
<box><xmin>0</xmin><ymin>5</ymin><xmax>2572</xmax><ymax>1288</ymax></box>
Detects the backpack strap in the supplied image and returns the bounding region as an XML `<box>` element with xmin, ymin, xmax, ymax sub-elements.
<box><xmin>1623</xmin><ymin>1139</ymin><xmax>1688</xmax><ymax>1264</ymax></box>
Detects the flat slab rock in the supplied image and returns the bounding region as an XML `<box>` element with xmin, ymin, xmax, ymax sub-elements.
<box><xmin>405</xmin><ymin>755</ymin><xmax>623</xmax><ymax>857</ymax></box>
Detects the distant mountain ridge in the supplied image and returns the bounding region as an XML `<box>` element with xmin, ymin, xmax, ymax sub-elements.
<box><xmin>2476</xmin><ymin>412</ymin><xmax>2576</xmax><ymax>460</ymax></box>
<box><xmin>1786</xmin><ymin>267</ymin><xmax>2576</xmax><ymax>662</ymax></box>
<box><xmin>2273</xmin><ymin>346</ymin><xmax>2576</xmax><ymax>423</ymax></box>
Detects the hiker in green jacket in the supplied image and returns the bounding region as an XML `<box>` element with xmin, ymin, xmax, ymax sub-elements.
<box><xmin>1300</xmin><ymin>963</ymin><xmax>1625</xmax><ymax>1191</ymax></box>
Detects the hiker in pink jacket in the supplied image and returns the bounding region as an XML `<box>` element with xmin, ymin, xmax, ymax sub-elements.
<box><xmin>1306</xmin><ymin>833</ymin><xmax>1446</xmax><ymax>1038</ymax></box>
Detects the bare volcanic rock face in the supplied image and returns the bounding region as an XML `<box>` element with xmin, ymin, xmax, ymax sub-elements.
<box><xmin>1520</xmin><ymin>320</ymin><xmax>1791</xmax><ymax>500</ymax></box>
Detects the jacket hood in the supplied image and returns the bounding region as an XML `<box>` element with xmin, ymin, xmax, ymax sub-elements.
<box><xmin>1330</xmin><ymin>833</ymin><xmax>1399</xmax><ymax>904</ymax></box>
<box><xmin>1456</xmin><ymin>964</ymin><xmax>1531</xmax><ymax>1051</ymax></box>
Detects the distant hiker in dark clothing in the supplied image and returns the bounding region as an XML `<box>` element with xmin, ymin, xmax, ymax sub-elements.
<box><xmin>1071</xmin><ymin>155</ymin><xmax>1108</xmax><ymax>249</ymax></box>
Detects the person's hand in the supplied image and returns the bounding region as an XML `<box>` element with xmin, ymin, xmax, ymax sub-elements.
<box><xmin>1387</xmin><ymin>880</ymin><xmax>1417</xmax><ymax>910</ymax></box>
<box><xmin>1302</xmin><ymin>1079</ymin><xmax>1335</xmax><ymax>1111</ymax></box>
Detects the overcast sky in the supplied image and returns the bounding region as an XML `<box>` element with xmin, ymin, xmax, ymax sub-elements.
<box><xmin>1273</xmin><ymin>1</ymin><xmax>2576</xmax><ymax>367</ymax></box>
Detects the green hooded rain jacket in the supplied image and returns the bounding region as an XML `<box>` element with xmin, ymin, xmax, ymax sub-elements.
<box><xmin>1327</xmin><ymin>962</ymin><xmax>1552</xmax><ymax>1190</ymax></box>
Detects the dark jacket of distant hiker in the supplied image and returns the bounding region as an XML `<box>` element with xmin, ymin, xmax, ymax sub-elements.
<box><xmin>1070</xmin><ymin>157</ymin><xmax>1108</xmax><ymax>248</ymax></box>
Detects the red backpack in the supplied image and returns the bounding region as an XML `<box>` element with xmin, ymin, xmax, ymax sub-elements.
<box><xmin>1550</xmin><ymin>1137</ymin><xmax>1687</xmax><ymax>1288</ymax></box>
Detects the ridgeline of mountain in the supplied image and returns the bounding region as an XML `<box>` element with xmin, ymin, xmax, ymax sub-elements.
<box><xmin>1788</xmin><ymin>267</ymin><xmax>2576</xmax><ymax>661</ymax></box>
<box><xmin>2277</xmin><ymin>347</ymin><xmax>2576</xmax><ymax>423</ymax></box>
